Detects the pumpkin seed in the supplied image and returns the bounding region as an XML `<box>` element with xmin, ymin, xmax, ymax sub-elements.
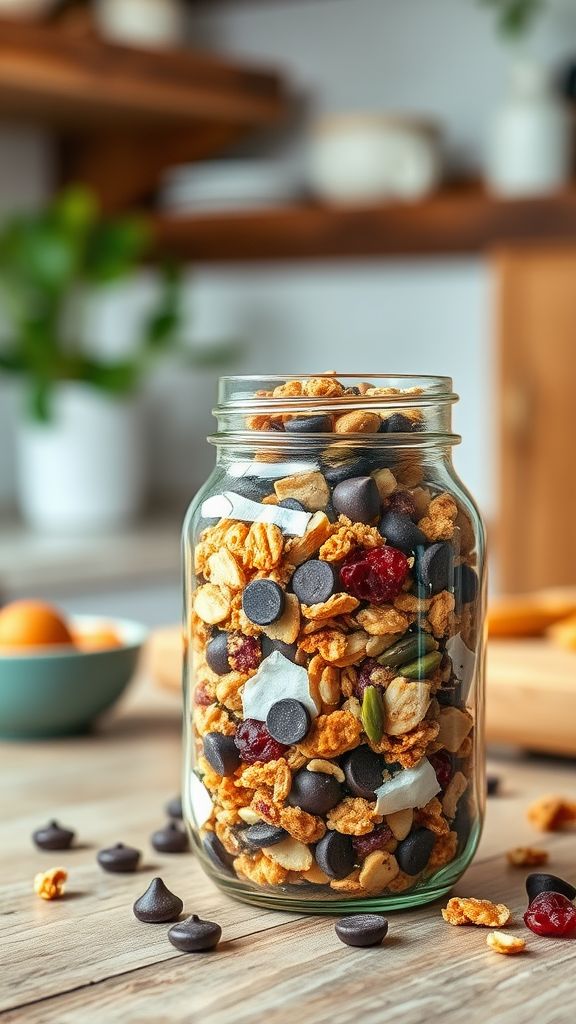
<box><xmin>398</xmin><ymin>650</ymin><xmax>443</xmax><ymax>680</ymax></box>
<box><xmin>362</xmin><ymin>685</ymin><xmax>384</xmax><ymax>743</ymax></box>
<box><xmin>377</xmin><ymin>633</ymin><xmax>437</xmax><ymax>668</ymax></box>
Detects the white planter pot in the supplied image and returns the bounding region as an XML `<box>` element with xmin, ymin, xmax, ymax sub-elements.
<box><xmin>95</xmin><ymin>0</ymin><xmax>184</xmax><ymax>48</ymax></box>
<box><xmin>16</xmin><ymin>385</ymin><xmax>146</xmax><ymax>534</ymax></box>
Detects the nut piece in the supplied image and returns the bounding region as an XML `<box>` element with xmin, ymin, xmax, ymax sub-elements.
<box><xmin>262</xmin><ymin>837</ymin><xmax>313</xmax><ymax>872</ymax></box>
<box><xmin>306</xmin><ymin>758</ymin><xmax>346</xmax><ymax>783</ymax></box>
<box><xmin>334</xmin><ymin>410</ymin><xmax>382</xmax><ymax>434</ymax></box>
<box><xmin>359</xmin><ymin>851</ymin><xmax>400</xmax><ymax>892</ymax></box>
<box><xmin>261</xmin><ymin>593</ymin><xmax>301</xmax><ymax>644</ymax></box>
<box><xmin>436</xmin><ymin>707</ymin><xmax>474</xmax><ymax>753</ymax></box>
<box><xmin>383</xmin><ymin>678</ymin><xmax>431</xmax><ymax>736</ymax></box>
<box><xmin>286</xmin><ymin>512</ymin><xmax>334</xmax><ymax>566</ymax></box>
<box><xmin>372</xmin><ymin>468</ymin><xmax>397</xmax><ymax>501</ymax></box>
<box><xmin>34</xmin><ymin>867</ymin><xmax>67</xmax><ymax>901</ymax></box>
<box><xmin>442</xmin><ymin>897</ymin><xmax>511</xmax><ymax>927</ymax></box>
<box><xmin>442</xmin><ymin>771</ymin><xmax>469</xmax><ymax>820</ymax></box>
<box><xmin>506</xmin><ymin>847</ymin><xmax>549</xmax><ymax>867</ymax></box>
<box><xmin>205</xmin><ymin>549</ymin><xmax>246</xmax><ymax>590</ymax></box>
<box><xmin>274</xmin><ymin>471</ymin><xmax>330</xmax><ymax>512</ymax></box>
<box><xmin>386</xmin><ymin>807</ymin><xmax>413</xmax><ymax>840</ymax></box>
<box><xmin>527</xmin><ymin>795</ymin><xmax>576</xmax><ymax>832</ymax></box>
<box><xmin>486</xmin><ymin>931</ymin><xmax>527</xmax><ymax>956</ymax></box>
<box><xmin>194</xmin><ymin>584</ymin><xmax>232</xmax><ymax>624</ymax></box>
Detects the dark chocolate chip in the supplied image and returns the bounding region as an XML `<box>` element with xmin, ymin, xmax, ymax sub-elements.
<box><xmin>133</xmin><ymin>877</ymin><xmax>183</xmax><ymax>923</ymax></box>
<box><xmin>266</xmin><ymin>699</ymin><xmax>311</xmax><ymax>745</ymax></box>
<box><xmin>168</xmin><ymin>914</ymin><xmax>222</xmax><ymax>952</ymax></box>
<box><xmin>291</xmin><ymin>559</ymin><xmax>338</xmax><ymax>606</ymax></box>
<box><xmin>343</xmin><ymin>386</ymin><xmax>361</xmax><ymax>395</ymax></box>
<box><xmin>203</xmin><ymin>732</ymin><xmax>241</xmax><ymax>777</ymax></box>
<box><xmin>229</xmin><ymin>478</ymin><xmax>273</xmax><ymax>502</ymax></box>
<box><xmin>526</xmin><ymin>873</ymin><xmax>576</xmax><ymax>904</ymax></box>
<box><xmin>455</xmin><ymin>564</ymin><xmax>479</xmax><ymax>605</ymax></box>
<box><xmin>332</xmin><ymin>476</ymin><xmax>381</xmax><ymax>524</ymax></box>
<box><xmin>342</xmin><ymin>745</ymin><xmax>385</xmax><ymax>800</ymax></box>
<box><xmin>151</xmin><ymin>822</ymin><xmax>189</xmax><ymax>854</ymax></box>
<box><xmin>203</xmin><ymin>832</ymin><xmax>235</xmax><ymax>874</ymax></box>
<box><xmin>242</xmin><ymin>822</ymin><xmax>288</xmax><ymax>850</ymax></box>
<box><xmin>415</xmin><ymin>542</ymin><xmax>454</xmax><ymax>594</ymax></box>
<box><xmin>315</xmin><ymin>831</ymin><xmax>355</xmax><ymax>880</ymax></box>
<box><xmin>165</xmin><ymin>795</ymin><xmax>183</xmax><ymax>820</ymax></box>
<box><xmin>261</xmin><ymin>636</ymin><xmax>298</xmax><ymax>662</ymax></box>
<box><xmin>32</xmin><ymin>820</ymin><xmax>75</xmax><ymax>851</ymax></box>
<box><xmin>396</xmin><ymin>828</ymin><xmax>435</xmax><ymax>875</ymax></box>
<box><xmin>486</xmin><ymin>774</ymin><xmax>500</xmax><ymax>796</ymax></box>
<box><xmin>322</xmin><ymin>455</ymin><xmax>374</xmax><ymax>486</ymax></box>
<box><xmin>335</xmin><ymin>913</ymin><xmax>389</xmax><ymax>947</ymax></box>
<box><xmin>379</xmin><ymin>510</ymin><xmax>426</xmax><ymax>553</ymax></box>
<box><xmin>242</xmin><ymin>579</ymin><xmax>285</xmax><ymax>626</ymax></box>
<box><xmin>437</xmin><ymin>681</ymin><xmax>463</xmax><ymax>707</ymax></box>
<box><xmin>287</xmin><ymin>767</ymin><xmax>342</xmax><ymax>816</ymax></box>
<box><xmin>278</xmin><ymin>498</ymin><xmax>306</xmax><ymax>512</ymax></box>
<box><xmin>97</xmin><ymin>842</ymin><xmax>141</xmax><ymax>873</ymax></box>
<box><xmin>284</xmin><ymin>415</ymin><xmax>332</xmax><ymax>433</ymax></box>
<box><xmin>205</xmin><ymin>632</ymin><xmax>232</xmax><ymax>676</ymax></box>
<box><xmin>381</xmin><ymin>413</ymin><xmax>417</xmax><ymax>434</ymax></box>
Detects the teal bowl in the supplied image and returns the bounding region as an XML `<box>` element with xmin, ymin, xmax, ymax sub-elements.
<box><xmin>0</xmin><ymin>616</ymin><xmax>147</xmax><ymax>740</ymax></box>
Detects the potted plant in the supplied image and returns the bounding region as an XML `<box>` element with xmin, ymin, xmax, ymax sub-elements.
<box><xmin>0</xmin><ymin>186</ymin><xmax>183</xmax><ymax>533</ymax></box>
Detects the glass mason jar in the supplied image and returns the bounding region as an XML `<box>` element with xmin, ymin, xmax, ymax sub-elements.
<box><xmin>183</xmin><ymin>374</ymin><xmax>486</xmax><ymax>913</ymax></box>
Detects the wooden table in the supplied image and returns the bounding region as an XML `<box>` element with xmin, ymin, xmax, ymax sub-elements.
<box><xmin>3</xmin><ymin>677</ymin><xmax>576</xmax><ymax>1024</ymax></box>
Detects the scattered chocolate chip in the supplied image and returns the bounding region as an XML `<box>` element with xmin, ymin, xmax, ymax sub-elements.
<box><xmin>396</xmin><ymin>828</ymin><xmax>435</xmax><ymax>875</ymax></box>
<box><xmin>335</xmin><ymin>913</ymin><xmax>389</xmax><ymax>947</ymax></box>
<box><xmin>32</xmin><ymin>820</ymin><xmax>75</xmax><ymax>851</ymax></box>
<box><xmin>133</xmin><ymin>877</ymin><xmax>183</xmax><ymax>923</ymax></box>
<box><xmin>168</xmin><ymin>914</ymin><xmax>222</xmax><ymax>952</ymax></box>
<box><xmin>291</xmin><ymin>559</ymin><xmax>338</xmax><ymax>606</ymax></box>
<box><xmin>266</xmin><ymin>699</ymin><xmax>311</xmax><ymax>745</ymax></box>
<box><xmin>278</xmin><ymin>498</ymin><xmax>306</xmax><ymax>512</ymax></box>
<box><xmin>284</xmin><ymin>415</ymin><xmax>332</xmax><ymax>433</ymax></box>
<box><xmin>379</xmin><ymin>509</ymin><xmax>426</xmax><ymax>553</ymax></box>
<box><xmin>381</xmin><ymin>413</ymin><xmax>417</xmax><ymax>434</ymax></box>
<box><xmin>332</xmin><ymin>476</ymin><xmax>381</xmax><ymax>524</ymax></box>
<box><xmin>486</xmin><ymin>774</ymin><xmax>500</xmax><ymax>796</ymax></box>
<box><xmin>151</xmin><ymin>822</ymin><xmax>189</xmax><ymax>854</ymax></box>
<box><xmin>205</xmin><ymin>632</ymin><xmax>232</xmax><ymax>676</ymax></box>
<box><xmin>342</xmin><ymin>745</ymin><xmax>385</xmax><ymax>800</ymax></box>
<box><xmin>261</xmin><ymin>636</ymin><xmax>298</xmax><ymax>662</ymax></box>
<box><xmin>203</xmin><ymin>732</ymin><xmax>241</xmax><ymax>777</ymax></box>
<box><xmin>455</xmin><ymin>564</ymin><xmax>479</xmax><ymax>606</ymax></box>
<box><xmin>526</xmin><ymin>873</ymin><xmax>576</xmax><ymax>904</ymax></box>
<box><xmin>242</xmin><ymin>822</ymin><xmax>288</xmax><ymax>850</ymax></box>
<box><xmin>288</xmin><ymin>768</ymin><xmax>342</xmax><ymax>816</ymax></box>
<box><xmin>242</xmin><ymin>579</ymin><xmax>285</xmax><ymax>626</ymax></box>
<box><xmin>165</xmin><ymin>795</ymin><xmax>183</xmax><ymax>820</ymax></box>
<box><xmin>97</xmin><ymin>842</ymin><xmax>141</xmax><ymax>873</ymax></box>
<box><xmin>415</xmin><ymin>542</ymin><xmax>453</xmax><ymax>594</ymax></box>
<box><xmin>315</xmin><ymin>831</ymin><xmax>355</xmax><ymax>880</ymax></box>
<box><xmin>203</xmin><ymin>832</ymin><xmax>235</xmax><ymax>874</ymax></box>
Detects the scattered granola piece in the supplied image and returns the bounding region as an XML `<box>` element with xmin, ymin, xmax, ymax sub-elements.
<box><xmin>506</xmin><ymin>846</ymin><xmax>549</xmax><ymax>868</ymax></box>
<box><xmin>486</xmin><ymin>931</ymin><xmax>527</xmax><ymax>956</ymax></box>
<box><xmin>527</xmin><ymin>795</ymin><xmax>576</xmax><ymax>832</ymax></box>
<box><xmin>34</xmin><ymin>867</ymin><xmax>67</xmax><ymax>901</ymax></box>
<box><xmin>442</xmin><ymin>897</ymin><xmax>511</xmax><ymax>927</ymax></box>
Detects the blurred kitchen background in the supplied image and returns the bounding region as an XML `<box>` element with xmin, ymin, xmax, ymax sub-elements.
<box><xmin>1</xmin><ymin>0</ymin><xmax>576</xmax><ymax>628</ymax></box>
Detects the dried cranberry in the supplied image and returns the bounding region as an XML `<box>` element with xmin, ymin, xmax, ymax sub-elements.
<box><xmin>386</xmin><ymin>491</ymin><xmax>418</xmax><ymax>521</ymax></box>
<box><xmin>352</xmin><ymin>824</ymin><xmax>394</xmax><ymax>861</ymax></box>
<box><xmin>524</xmin><ymin>892</ymin><xmax>576</xmax><ymax>937</ymax></box>
<box><xmin>227</xmin><ymin>633</ymin><xmax>261</xmax><ymax>673</ymax></box>
<box><xmin>194</xmin><ymin>682</ymin><xmax>214</xmax><ymax>706</ymax></box>
<box><xmin>354</xmin><ymin>658</ymin><xmax>391</xmax><ymax>699</ymax></box>
<box><xmin>340</xmin><ymin>546</ymin><xmax>409</xmax><ymax>605</ymax></box>
<box><xmin>234</xmin><ymin>719</ymin><xmax>288</xmax><ymax>765</ymax></box>
<box><xmin>428</xmin><ymin>750</ymin><xmax>454</xmax><ymax>792</ymax></box>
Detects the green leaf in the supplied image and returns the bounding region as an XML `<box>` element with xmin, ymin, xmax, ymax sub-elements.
<box><xmin>85</xmin><ymin>219</ymin><xmax>150</xmax><ymax>283</ymax></box>
<box><xmin>26</xmin><ymin>378</ymin><xmax>51</xmax><ymax>423</ymax></box>
<box><xmin>80</xmin><ymin>358</ymin><xmax>140</xmax><ymax>395</ymax></box>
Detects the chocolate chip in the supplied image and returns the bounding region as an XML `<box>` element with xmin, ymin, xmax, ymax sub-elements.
<box><xmin>261</xmin><ymin>636</ymin><xmax>298</xmax><ymax>662</ymax></box>
<box><xmin>284</xmin><ymin>415</ymin><xmax>332</xmax><ymax>433</ymax></box>
<box><xmin>335</xmin><ymin>913</ymin><xmax>389</xmax><ymax>947</ymax></box>
<box><xmin>203</xmin><ymin>732</ymin><xmax>241</xmax><ymax>777</ymax></box>
<box><xmin>455</xmin><ymin>564</ymin><xmax>479</xmax><ymax>606</ymax></box>
<box><xmin>168</xmin><ymin>914</ymin><xmax>222</xmax><ymax>952</ymax></box>
<box><xmin>379</xmin><ymin>509</ymin><xmax>426</xmax><ymax>553</ymax></box>
<box><xmin>97</xmin><ymin>842</ymin><xmax>141</xmax><ymax>873</ymax></box>
<box><xmin>386</xmin><ymin>490</ymin><xmax>418</xmax><ymax>520</ymax></box>
<box><xmin>151</xmin><ymin>822</ymin><xmax>189</xmax><ymax>854</ymax></box>
<box><xmin>165</xmin><ymin>795</ymin><xmax>183</xmax><ymax>820</ymax></box>
<box><xmin>381</xmin><ymin>413</ymin><xmax>417</xmax><ymax>434</ymax></box>
<box><xmin>526</xmin><ymin>873</ymin><xmax>576</xmax><ymax>904</ymax></box>
<box><xmin>242</xmin><ymin>823</ymin><xmax>288</xmax><ymax>850</ymax></box>
<box><xmin>315</xmin><ymin>831</ymin><xmax>355</xmax><ymax>880</ymax></box>
<box><xmin>291</xmin><ymin>559</ymin><xmax>338</xmax><ymax>606</ymax></box>
<box><xmin>32</xmin><ymin>820</ymin><xmax>75</xmax><ymax>851</ymax></box>
<box><xmin>322</xmin><ymin>455</ymin><xmax>374</xmax><ymax>486</ymax></box>
<box><xmin>415</xmin><ymin>542</ymin><xmax>453</xmax><ymax>594</ymax></box>
<box><xmin>230</xmin><ymin>477</ymin><xmax>273</xmax><ymax>502</ymax></box>
<box><xmin>133</xmin><ymin>877</ymin><xmax>183</xmax><ymax>923</ymax></box>
<box><xmin>396</xmin><ymin>828</ymin><xmax>435</xmax><ymax>875</ymax></box>
<box><xmin>203</xmin><ymin>832</ymin><xmax>235</xmax><ymax>874</ymax></box>
<box><xmin>266</xmin><ymin>699</ymin><xmax>311</xmax><ymax>745</ymax></box>
<box><xmin>242</xmin><ymin>579</ymin><xmax>285</xmax><ymax>626</ymax></box>
<box><xmin>342</xmin><ymin>745</ymin><xmax>385</xmax><ymax>800</ymax></box>
<box><xmin>205</xmin><ymin>631</ymin><xmax>232</xmax><ymax>676</ymax></box>
<box><xmin>287</xmin><ymin>767</ymin><xmax>342</xmax><ymax>816</ymax></box>
<box><xmin>278</xmin><ymin>498</ymin><xmax>306</xmax><ymax>512</ymax></box>
<box><xmin>332</xmin><ymin>476</ymin><xmax>381</xmax><ymax>524</ymax></box>
<box><xmin>486</xmin><ymin>774</ymin><xmax>500</xmax><ymax>796</ymax></box>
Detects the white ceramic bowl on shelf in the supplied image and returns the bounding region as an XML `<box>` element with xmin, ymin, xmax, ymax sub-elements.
<box><xmin>161</xmin><ymin>161</ymin><xmax>299</xmax><ymax>213</ymax></box>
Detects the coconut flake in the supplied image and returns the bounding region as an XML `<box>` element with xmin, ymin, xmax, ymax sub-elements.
<box><xmin>241</xmin><ymin>651</ymin><xmax>319</xmax><ymax>722</ymax></box>
<box><xmin>200</xmin><ymin>490</ymin><xmax>311</xmax><ymax>536</ymax></box>
<box><xmin>446</xmin><ymin>633</ymin><xmax>476</xmax><ymax>703</ymax></box>
<box><xmin>229</xmin><ymin>460</ymin><xmax>318</xmax><ymax>479</ymax></box>
<box><xmin>189</xmin><ymin>771</ymin><xmax>214</xmax><ymax>827</ymax></box>
<box><xmin>374</xmin><ymin>758</ymin><xmax>440</xmax><ymax>816</ymax></box>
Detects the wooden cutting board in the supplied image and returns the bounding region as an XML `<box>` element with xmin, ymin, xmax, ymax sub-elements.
<box><xmin>146</xmin><ymin>628</ymin><xmax>576</xmax><ymax>756</ymax></box>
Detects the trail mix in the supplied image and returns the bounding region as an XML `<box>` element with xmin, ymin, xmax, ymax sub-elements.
<box><xmin>188</xmin><ymin>376</ymin><xmax>481</xmax><ymax>900</ymax></box>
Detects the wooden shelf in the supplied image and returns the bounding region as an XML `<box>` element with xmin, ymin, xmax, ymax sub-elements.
<box><xmin>154</xmin><ymin>185</ymin><xmax>576</xmax><ymax>262</ymax></box>
<box><xmin>0</xmin><ymin>19</ymin><xmax>289</xmax><ymax>208</ymax></box>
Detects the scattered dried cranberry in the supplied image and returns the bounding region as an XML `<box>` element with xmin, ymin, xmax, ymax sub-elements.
<box><xmin>354</xmin><ymin>658</ymin><xmax>391</xmax><ymax>699</ymax></box>
<box><xmin>194</xmin><ymin>682</ymin><xmax>214</xmax><ymax>706</ymax></box>
<box><xmin>340</xmin><ymin>546</ymin><xmax>409</xmax><ymax>605</ymax></box>
<box><xmin>234</xmin><ymin>719</ymin><xmax>288</xmax><ymax>765</ymax></box>
<box><xmin>428</xmin><ymin>750</ymin><xmax>454</xmax><ymax>792</ymax></box>
<box><xmin>386</xmin><ymin>491</ymin><xmax>418</xmax><ymax>521</ymax></box>
<box><xmin>352</xmin><ymin>824</ymin><xmax>394</xmax><ymax>861</ymax></box>
<box><xmin>524</xmin><ymin>892</ymin><xmax>576</xmax><ymax>937</ymax></box>
<box><xmin>227</xmin><ymin>633</ymin><xmax>261</xmax><ymax>673</ymax></box>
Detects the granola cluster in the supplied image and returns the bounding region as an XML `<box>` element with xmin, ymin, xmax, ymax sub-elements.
<box><xmin>187</xmin><ymin>375</ymin><xmax>482</xmax><ymax>901</ymax></box>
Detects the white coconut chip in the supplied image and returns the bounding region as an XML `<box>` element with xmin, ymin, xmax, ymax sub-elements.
<box><xmin>189</xmin><ymin>771</ymin><xmax>214</xmax><ymax>827</ymax></box>
<box><xmin>241</xmin><ymin>651</ymin><xmax>319</xmax><ymax>722</ymax></box>
<box><xmin>446</xmin><ymin>633</ymin><xmax>477</xmax><ymax>703</ymax></box>
<box><xmin>374</xmin><ymin>757</ymin><xmax>440</xmax><ymax>816</ymax></box>
<box><xmin>201</xmin><ymin>491</ymin><xmax>311</xmax><ymax>536</ymax></box>
<box><xmin>229</xmin><ymin>460</ymin><xmax>318</xmax><ymax>479</ymax></box>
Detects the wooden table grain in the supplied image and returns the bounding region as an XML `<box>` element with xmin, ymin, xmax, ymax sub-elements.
<box><xmin>2</xmin><ymin>676</ymin><xmax>576</xmax><ymax>1024</ymax></box>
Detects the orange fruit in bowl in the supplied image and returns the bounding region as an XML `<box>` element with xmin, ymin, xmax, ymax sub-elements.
<box><xmin>0</xmin><ymin>601</ymin><xmax>74</xmax><ymax>651</ymax></box>
<box><xmin>72</xmin><ymin>627</ymin><xmax>121</xmax><ymax>652</ymax></box>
